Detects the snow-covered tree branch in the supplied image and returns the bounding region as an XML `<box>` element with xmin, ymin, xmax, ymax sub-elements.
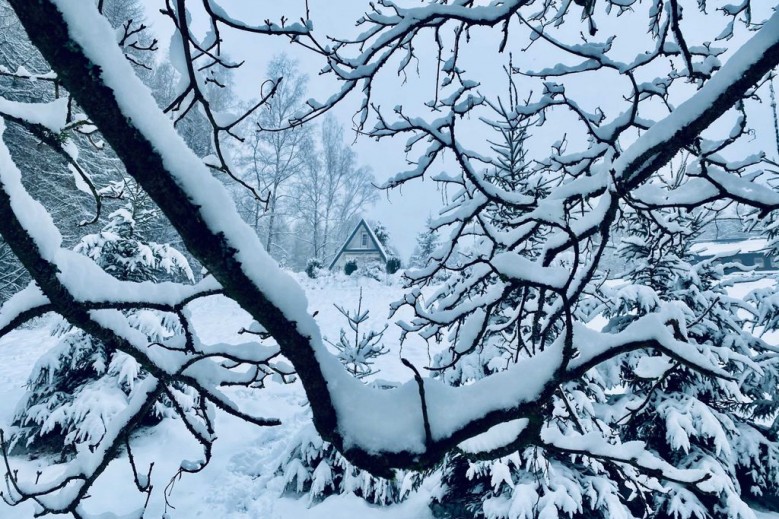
<box><xmin>1</xmin><ymin>0</ymin><xmax>779</xmax><ymax>516</ymax></box>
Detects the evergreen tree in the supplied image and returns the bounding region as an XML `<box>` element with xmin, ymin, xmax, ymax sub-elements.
<box><xmin>429</xmin><ymin>209</ymin><xmax>779</xmax><ymax>519</ymax></box>
<box><xmin>425</xmin><ymin>91</ymin><xmax>779</xmax><ymax>517</ymax></box>
<box><xmin>271</xmin><ymin>419</ymin><xmax>421</xmax><ymax>506</ymax></box>
<box><xmin>74</xmin><ymin>205</ymin><xmax>192</xmax><ymax>283</ymax></box>
<box><xmin>267</xmin><ymin>290</ymin><xmax>418</xmax><ymax>506</ymax></box>
<box><xmin>592</xmin><ymin>211</ymin><xmax>779</xmax><ymax>517</ymax></box>
<box><xmin>409</xmin><ymin>217</ymin><xmax>441</xmax><ymax>268</ymax></box>
<box><xmin>373</xmin><ymin>223</ymin><xmax>390</xmax><ymax>247</ymax></box>
<box><xmin>385</xmin><ymin>255</ymin><xmax>401</xmax><ymax>274</ymax></box>
<box><xmin>11</xmin><ymin>207</ymin><xmax>195</xmax><ymax>455</ymax></box>
<box><xmin>325</xmin><ymin>289</ymin><xmax>388</xmax><ymax>379</ymax></box>
<box><xmin>373</xmin><ymin>222</ymin><xmax>401</xmax><ymax>266</ymax></box>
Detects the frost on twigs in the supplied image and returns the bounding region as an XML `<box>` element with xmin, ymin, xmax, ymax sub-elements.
<box><xmin>325</xmin><ymin>288</ymin><xmax>388</xmax><ymax>380</ymax></box>
<box><xmin>3</xmin><ymin>0</ymin><xmax>779</xmax><ymax>517</ymax></box>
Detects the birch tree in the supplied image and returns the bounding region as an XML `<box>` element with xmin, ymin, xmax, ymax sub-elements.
<box><xmin>292</xmin><ymin>116</ymin><xmax>378</xmax><ymax>265</ymax></box>
<box><xmin>0</xmin><ymin>1</ymin><xmax>779</xmax><ymax>517</ymax></box>
<box><xmin>239</xmin><ymin>54</ymin><xmax>310</xmax><ymax>259</ymax></box>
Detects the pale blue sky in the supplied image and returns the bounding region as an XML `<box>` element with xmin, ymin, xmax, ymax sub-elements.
<box><xmin>138</xmin><ymin>0</ymin><xmax>779</xmax><ymax>259</ymax></box>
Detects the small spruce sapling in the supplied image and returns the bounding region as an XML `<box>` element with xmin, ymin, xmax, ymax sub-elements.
<box><xmin>325</xmin><ymin>289</ymin><xmax>388</xmax><ymax>379</ymax></box>
<box><xmin>271</xmin><ymin>289</ymin><xmax>418</xmax><ymax>505</ymax></box>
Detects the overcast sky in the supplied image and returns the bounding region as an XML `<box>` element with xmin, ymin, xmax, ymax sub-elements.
<box><xmin>139</xmin><ymin>0</ymin><xmax>449</xmax><ymax>259</ymax></box>
<box><xmin>138</xmin><ymin>0</ymin><xmax>779</xmax><ymax>258</ymax></box>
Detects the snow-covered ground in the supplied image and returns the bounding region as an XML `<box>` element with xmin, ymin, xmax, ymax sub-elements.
<box><xmin>1</xmin><ymin>272</ymin><xmax>778</xmax><ymax>518</ymax></box>
<box><xmin>0</xmin><ymin>273</ymin><xmax>439</xmax><ymax>518</ymax></box>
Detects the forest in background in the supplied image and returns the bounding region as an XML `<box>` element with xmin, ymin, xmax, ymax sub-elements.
<box><xmin>0</xmin><ymin>0</ymin><xmax>387</xmax><ymax>300</ymax></box>
<box><xmin>1</xmin><ymin>1</ymin><xmax>779</xmax><ymax>518</ymax></box>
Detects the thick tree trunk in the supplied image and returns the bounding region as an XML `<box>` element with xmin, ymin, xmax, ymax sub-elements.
<box><xmin>7</xmin><ymin>0</ymin><xmax>779</xmax><ymax>477</ymax></box>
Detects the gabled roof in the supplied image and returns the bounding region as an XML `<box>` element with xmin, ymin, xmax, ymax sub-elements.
<box><xmin>328</xmin><ymin>218</ymin><xmax>389</xmax><ymax>269</ymax></box>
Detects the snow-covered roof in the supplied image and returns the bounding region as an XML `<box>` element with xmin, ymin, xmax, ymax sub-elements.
<box><xmin>695</xmin><ymin>218</ymin><xmax>751</xmax><ymax>241</ymax></box>
<box><xmin>690</xmin><ymin>238</ymin><xmax>770</xmax><ymax>257</ymax></box>
<box><xmin>328</xmin><ymin>218</ymin><xmax>389</xmax><ymax>269</ymax></box>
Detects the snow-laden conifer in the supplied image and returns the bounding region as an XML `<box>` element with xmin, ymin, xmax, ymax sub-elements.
<box><xmin>269</xmin><ymin>290</ymin><xmax>418</xmax><ymax>505</ymax></box>
<box><xmin>11</xmin><ymin>206</ymin><xmax>195</xmax><ymax>455</ymax></box>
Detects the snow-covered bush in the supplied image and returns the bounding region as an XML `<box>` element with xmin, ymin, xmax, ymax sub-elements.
<box><xmin>356</xmin><ymin>260</ymin><xmax>385</xmax><ymax>281</ymax></box>
<box><xmin>385</xmin><ymin>255</ymin><xmax>401</xmax><ymax>274</ymax></box>
<box><xmin>273</xmin><ymin>418</ymin><xmax>420</xmax><ymax>505</ymax></box>
<box><xmin>11</xmin><ymin>208</ymin><xmax>195</xmax><ymax>455</ymax></box>
<box><xmin>305</xmin><ymin>258</ymin><xmax>323</xmax><ymax>279</ymax></box>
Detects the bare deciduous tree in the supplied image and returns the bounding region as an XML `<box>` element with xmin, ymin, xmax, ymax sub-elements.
<box><xmin>293</xmin><ymin>116</ymin><xmax>378</xmax><ymax>265</ymax></box>
<box><xmin>238</xmin><ymin>54</ymin><xmax>310</xmax><ymax>259</ymax></box>
<box><xmin>0</xmin><ymin>0</ymin><xmax>779</xmax><ymax>517</ymax></box>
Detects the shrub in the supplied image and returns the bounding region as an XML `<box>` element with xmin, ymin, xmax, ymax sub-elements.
<box><xmin>305</xmin><ymin>258</ymin><xmax>323</xmax><ymax>279</ymax></box>
<box><xmin>385</xmin><ymin>256</ymin><xmax>401</xmax><ymax>274</ymax></box>
<box><xmin>344</xmin><ymin>259</ymin><xmax>357</xmax><ymax>276</ymax></box>
<box><xmin>357</xmin><ymin>262</ymin><xmax>384</xmax><ymax>281</ymax></box>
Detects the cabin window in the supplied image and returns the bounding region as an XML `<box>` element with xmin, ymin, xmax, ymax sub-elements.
<box><xmin>362</xmin><ymin>233</ymin><xmax>368</xmax><ymax>247</ymax></box>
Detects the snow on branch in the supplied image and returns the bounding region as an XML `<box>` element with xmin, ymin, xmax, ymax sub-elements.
<box><xmin>0</xmin><ymin>114</ymin><xmax>282</xmax><ymax>514</ymax></box>
<box><xmin>4</xmin><ymin>3</ymin><xmax>779</xmax><ymax>513</ymax></box>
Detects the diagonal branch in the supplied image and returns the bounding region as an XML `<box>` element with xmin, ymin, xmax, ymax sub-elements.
<box><xmin>6</xmin><ymin>0</ymin><xmax>779</xmax><ymax>477</ymax></box>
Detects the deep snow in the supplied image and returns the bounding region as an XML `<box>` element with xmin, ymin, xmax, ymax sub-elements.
<box><xmin>0</xmin><ymin>272</ymin><xmax>777</xmax><ymax>518</ymax></box>
<box><xmin>0</xmin><ymin>274</ymin><xmax>437</xmax><ymax>518</ymax></box>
